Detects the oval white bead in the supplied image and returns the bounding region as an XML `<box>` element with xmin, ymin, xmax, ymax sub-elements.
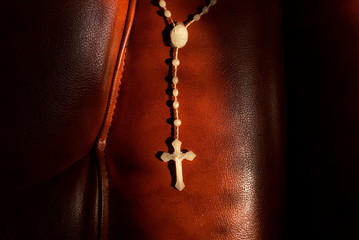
<box><xmin>210</xmin><ymin>0</ymin><xmax>217</xmax><ymax>5</ymax></box>
<box><xmin>193</xmin><ymin>14</ymin><xmax>201</xmax><ymax>21</ymax></box>
<box><xmin>174</xmin><ymin>119</ymin><xmax>182</xmax><ymax>126</ymax></box>
<box><xmin>170</xmin><ymin>22</ymin><xmax>188</xmax><ymax>48</ymax></box>
<box><xmin>172</xmin><ymin>76</ymin><xmax>179</xmax><ymax>84</ymax></box>
<box><xmin>159</xmin><ymin>0</ymin><xmax>166</xmax><ymax>8</ymax></box>
<box><xmin>173</xmin><ymin>89</ymin><xmax>179</xmax><ymax>96</ymax></box>
<box><xmin>164</xmin><ymin>10</ymin><xmax>171</xmax><ymax>18</ymax></box>
<box><xmin>172</xmin><ymin>59</ymin><xmax>180</xmax><ymax>66</ymax></box>
<box><xmin>173</xmin><ymin>101</ymin><xmax>179</xmax><ymax>109</ymax></box>
<box><xmin>202</xmin><ymin>6</ymin><xmax>209</xmax><ymax>14</ymax></box>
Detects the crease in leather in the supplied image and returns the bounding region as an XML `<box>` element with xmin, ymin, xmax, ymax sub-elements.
<box><xmin>96</xmin><ymin>0</ymin><xmax>138</xmax><ymax>151</ymax></box>
<box><xmin>95</xmin><ymin>1</ymin><xmax>138</xmax><ymax>240</ymax></box>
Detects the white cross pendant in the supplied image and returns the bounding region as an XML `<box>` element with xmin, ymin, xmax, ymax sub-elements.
<box><xmin>161</xmin><ymin>139</ymin><xmax>196</xmax><ymax>191</ymax></box>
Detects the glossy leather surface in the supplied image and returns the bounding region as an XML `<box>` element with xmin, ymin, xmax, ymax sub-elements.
<box><xmin>105</xmin><ymin>0</ymin><xmax>285</xmax><ymax>239</ymax></box>
<box><xmin>2</xmin><ymin>0</ymin><xmax>359</xmax><ymax>239</ymax></box>
<box><xmin>0</xmin><ymin>0</ymin><xmax>131</xmax><ymax>239</ymax></box>
<box><xmin>0</xmin><ymin>0</ymin><xmax>128</xmax><ymax>190</ymax></box>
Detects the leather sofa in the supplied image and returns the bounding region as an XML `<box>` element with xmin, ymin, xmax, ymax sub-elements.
<box><xmin>1</xmin><ymin>0</ymin><xmax>358</xmax><ymax>239</ymax></box>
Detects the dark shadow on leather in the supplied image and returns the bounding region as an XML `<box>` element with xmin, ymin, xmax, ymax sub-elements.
<box><xmin>106</xmin><ymin>145</ymin><xmax>152</xmax><ymax>240</ymax></box>
<box><xmin>0</xmin><ymin>153</ymin><xmax>99</xmax><ymax>240</ymax></box>
<box><xmin>283</xmin><ymin>1</ymin><xmax>359</xmax><ymax>239</ymax></box>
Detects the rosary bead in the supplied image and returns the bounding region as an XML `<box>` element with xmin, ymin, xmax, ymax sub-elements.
<box><xmin>174</xmin><ymin>119</ymin><xmax>182</xmax><ymax>126</ymax></box>
<box><xmin>202</xmin><ymin>6</ymin><xmax>209</xmax><ymax>14</ymax></box>
<box><xmin>164</xmin><ymin>10</ymin><xmax>172</xmax><ymax>18</ymax></box>
<box><xmin>159</xmin><ymin>0</ymin><xmax>166</xmax><ymax>8</ymax></box>
<box><xmin>170</xmin><ymin>23</ymin><xmax>189</xmax><ymax>48</ymax></box>
<box><xmin>173</xmin><ymin>101</ymin><xmax>179</xmax><ymax>109</ymax></box>
<box><xmin>172</xmin><ymin>59</ymin><xmax>180</xmax><ymax>66</ymax></box>
<box><xmin>193</xmin><ymin>14</ymin><xmax>201</xmax><ymax>21</ymax></box>
<box><xmin>172</xmin><ymin>76</ymin><xmax>179</xmax><ymax>84</ymax></box>
<box><xmin>173</xmin><ymin>89</ymin><xmax>179</xmax><ymax>96</ymax></box>
<box><xmin>210</xmin><ymin>0</ymin><xmax>217</xmax><ymax>5</ymax></box>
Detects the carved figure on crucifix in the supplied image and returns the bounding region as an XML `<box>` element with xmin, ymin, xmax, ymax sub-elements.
<box><xmin>161</xmin><ymin>139</ymin><xmax>196</xmax><ymax>191</ymax></box>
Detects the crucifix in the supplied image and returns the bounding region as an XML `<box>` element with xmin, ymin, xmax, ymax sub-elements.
<box><xmin>161</xmin><ymin>139</ymin><xmax>196</xmax><ymax>191</ymax></box>
<box><xmin>157</xmin><ymin>0</ymin><xmax>216</xmax><ymax>191</ymax></box>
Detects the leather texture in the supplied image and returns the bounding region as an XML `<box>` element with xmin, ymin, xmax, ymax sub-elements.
<box><xmin>104</xmin><ymin>0</ymin><xmax>285</xmax><ymax>239</ymax></box>
<box><xmin>0</xmin><ymin>0</ymin><xmax>132</xmax><ymax>239</ymax></box>
<box><xmin>2</xmin><ymin>0</ymin><xmax>359</xmax><ymax>239</ymax></box>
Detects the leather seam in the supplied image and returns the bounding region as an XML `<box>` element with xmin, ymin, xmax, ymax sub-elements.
<box><xmin>95</xmin><ymin>1</ymin><xmax>137</xmax><ymax>240</ymax></box>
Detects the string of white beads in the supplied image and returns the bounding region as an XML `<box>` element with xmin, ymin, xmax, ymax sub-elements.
<box><xmin>158</xmin><ymin>0</ymin><xmax>216</xmax><ymax>26</ymax></box>
<box><xmin>158</xmin><ymin>0</ymin><xmax>217</xmax><ymax>140</ymax></box>
<box><xmin>172</xmin><ymin>51</ymin><xmax>181</xmax><ymax>137</ymax></box>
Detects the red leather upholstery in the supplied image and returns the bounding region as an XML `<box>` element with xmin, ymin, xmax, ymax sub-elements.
<box><xmin>1</xmin><ymin>0</ymin><xmax>359</xmax><ymax>239</ymax></box>
<box><xmin>104</xmin><ymin>0</ymin><xmax>284</xmax><ymax>239</ymax></box>
<box><xmin>0</xmin><ymin>0</ymin><xmax>132</xmax><ymax>239</ymax></box>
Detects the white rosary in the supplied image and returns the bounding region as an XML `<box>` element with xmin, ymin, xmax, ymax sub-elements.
<box><xmin>158</xmin><ymin>0</ymin><xmax>217</xmax><ymax>191</ymax></box>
